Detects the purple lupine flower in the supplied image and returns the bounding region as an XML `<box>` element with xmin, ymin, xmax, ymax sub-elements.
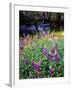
<box><xmin>55</xmin><ymin>50</ymin><xmax>58</xmax><ymax>61</ymax></box>
<box><xmin>42</xmin><ymin>48</ymin><xmax>47</xmax><ymax>56</ymax></box>
<box><xmin>49</xmin><ymin>66</ymin><xmax>54</xmax><ymax>77</ymax></box>
<box><xmin>49</xmin><ymin>52</ymin><xmax>52</xmax><ymax>60</ymax></box>
<box><xmin>55</xmin><ymin>54</ymin><xmax>58</xmax><ymax>60</ymax></box>
<box><xmin>51</xmin><ymin>47</ymin><xmax>55</xmax><ymax>54</ymax></box>
<box><xmin>32</xmin><ymin>60</ymin><xmax>41</xmax><ymax>72</ymax></box>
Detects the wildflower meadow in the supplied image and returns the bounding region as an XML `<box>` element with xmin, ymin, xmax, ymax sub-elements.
<box><xmin>19</xmin><ymin>11</ymin><xmax>64</xmax><ymax>79</ymax></box>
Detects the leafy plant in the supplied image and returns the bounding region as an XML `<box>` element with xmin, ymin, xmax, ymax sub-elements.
<box><xmin>19</xmin><ymin>32</ymin><xmax>64</xmax><ymax>79</ymax></box>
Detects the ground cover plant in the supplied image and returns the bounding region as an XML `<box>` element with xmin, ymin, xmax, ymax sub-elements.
<box><xmin>19</xmin><ymin>31</ymin><xmax>64</xmax><ymax>79</ymax></box>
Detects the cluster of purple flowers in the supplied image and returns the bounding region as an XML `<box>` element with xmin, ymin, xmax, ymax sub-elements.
<box><xmin>32</xmin><ymin>60</ymin><xmax>42</xmax><ymax>72</ymax></box>
<box><xmin>42</xmin><ymin>48</ymin><xmax>48</xmax><ymax>56</ymax></box>
<box><xmin>49</xmin><ymin>47</ymin><xmax>59</xmax><ymax>61</ymax></box>
<box><xmin>42</xmin><ymin>46</ymin><xmax>62</xmax><ymax>62</ymax></box>
<box><xmin>23</xmin><ymin>43</ymin><xmax>63</xmax><ymax>78</ymax></box>
<box><xmin>50</xmin><ymin>46</ymin><xmax>63</xmax><ymax>62</ymax></box>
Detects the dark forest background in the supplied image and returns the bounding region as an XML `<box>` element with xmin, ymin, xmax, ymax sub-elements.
<box><xmin>19</xmin><ymin>11</ymin><xmax>64</xmax><ymax>37</ymax></box>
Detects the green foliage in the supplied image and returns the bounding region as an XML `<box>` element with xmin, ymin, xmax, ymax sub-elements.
<box><xmin>19</xmin><ymin>35</ymin><xmax>64</xmax><ymax>79</ymax></box>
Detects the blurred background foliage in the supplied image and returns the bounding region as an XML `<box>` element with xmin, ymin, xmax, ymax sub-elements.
<box><xmin>19</xmin><ymin>11</ymin><xmax>64</xmax><ymax>31</ymax></box>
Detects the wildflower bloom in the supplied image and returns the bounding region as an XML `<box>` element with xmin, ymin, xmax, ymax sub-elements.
<box><xmin>49</xmin><ymin>66</ymin><xmax>54</xmax><ymax>77</ymax></box>
<box><xmin>51</xmin><ymin>47</ymin><xmax>55</xmax><ymax>53</ymax></box>
<box><xmin>55</xmin><ymin>54</ymin><xmax>58</xmax><ymax>60</ymax></box>
<box><xmin>32</xmin><ymin>60</ymin><xmax>41</xmax><ymax>72</ymax></box>
<box><xmin>42</xmin><ymin>48</ymin><xmax>47</xmax><ymax>56</ymax></box>
<box><xmin>49</xmin><ymin>51</ymin><xmax>52</xmax><ymax>60</ymax></box>
<box><xmin>55</xmin><ymin>50</ymin><xmax>58</xmax><ymax>61</ymax></box>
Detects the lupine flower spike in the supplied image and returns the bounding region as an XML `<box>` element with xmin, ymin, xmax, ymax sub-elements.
<box><xmin>55</xmin><ymin>50</ymin><xmax>58</xmax><ymax>62</ymax></box>
<box><xmin>49</xmin><ymin>65</ymin><xmax>54</xmax><ymax>77</ymax></box>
